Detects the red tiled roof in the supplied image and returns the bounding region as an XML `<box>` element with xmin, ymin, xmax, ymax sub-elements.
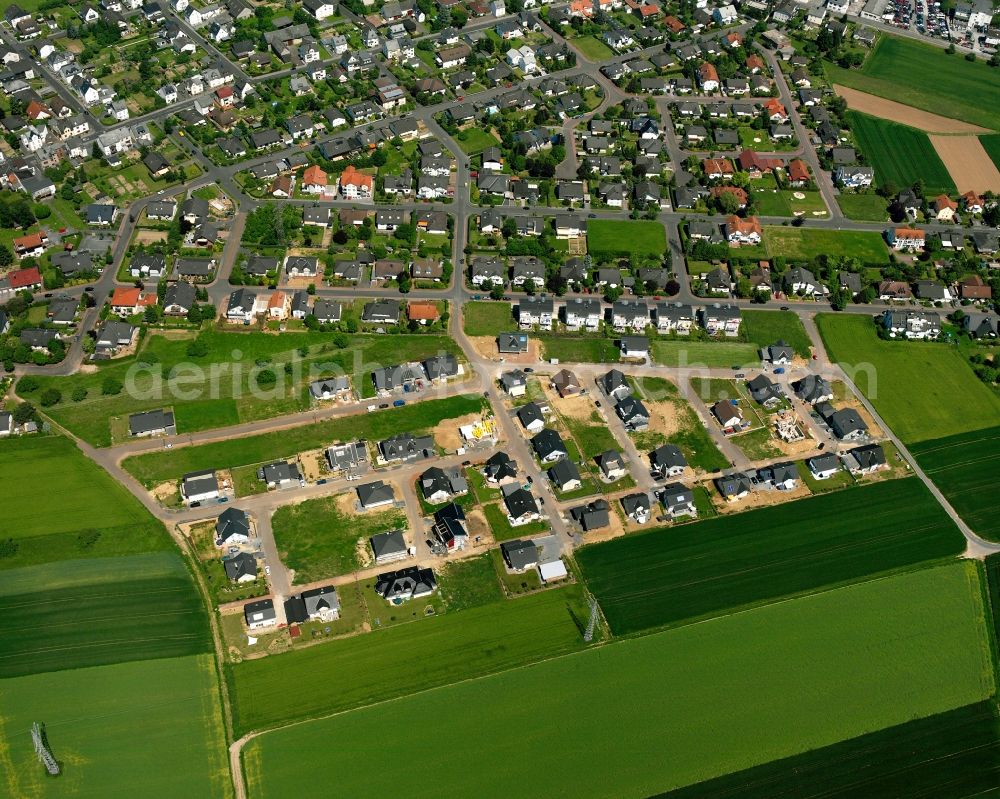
<box><xmin>8</xmin><ymin>266</ymin><xmax>42</xmax><ymax>288</ymax></box>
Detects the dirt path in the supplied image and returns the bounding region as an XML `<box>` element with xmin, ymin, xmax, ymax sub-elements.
<box><xmin>833</xmin><ymin>85</ymin><xmax>990</xmax><ymax>134</ymax></box>
<box><xmin>929</xmin><ymin>135</ymin><xmax>1000</xmax><ymax>194</ymax></box>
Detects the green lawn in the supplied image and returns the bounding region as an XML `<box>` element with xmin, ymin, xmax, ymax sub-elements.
<box><xmin>577</xmin><ymin>478</ymin><xmax>965</xmax><ymax>635</ymax></box>
<box><xmin>826</xmin><ymin>35</ymin><xmax>1000</xmax><ymax>131</ymax></box>
<box><xmin>26</xmin><ymin>331</ymin><xmax>463</xmax><ymax>447</ymax></box>
<box><xmin>0</xmin><ymin>654</ymin><xmax>230</xmax><ymax>798</ymax></box>
<box><xmin>740</xmin><ymin>310</ymin><xmax>811</xmax><ymax>356</ymax></box>
<box><xmin>730</xmin><ymin>425</ymin><xmax>782</xmax><ymax>460</ymax></box>
<box><xmin>763</xmin><ymin>226</ymin><xmax>890</xmax><ymax>264</ymax></box>
<box><xmin>587</xmin><ymin>219</ymin><xmax>666</xmax><ymax>259</ymax></box>
<box><xmin>753</xmin><ymin>189</ymin><xmax>828</xmax><ymax>217</ymax></box>
<box><xmin>271</xmin><ymin>495</ymin><xmax>406</xmax><ymax>583</ymax></box>
<box><xmin>845</xmin><ymin>111</ymin><xmax>956</xmax><ymax>196</ymax></box>
<box><xmin>0</xmin><ymin>552</ymin><xmax>210</xmax><ymax>678</ymax></box>
<box><xmin>123</xmin><ymin>394</ymin><xmax>484</xmax><ymax>485</ymax></box>
<box><xmin>482</xmin><ymin>501</ymin><xmax>550</xmax><ymax>542</ymax></box>
<box><xmin>462</xmin><ymin>301</ymin><xmax>514</xmax><ymax>336</ymax></box>
<box><xmin>911</xmin><ymin>425</ymin><xmax>1000</xmax><ymax>542</ymax></box>
<box><xmin>572</xmin><ymin>35</ymin><xmax>614</xmax><ymax>62</ymax></box>
<box><xmin>817</xmin><ymin>314</ymin><xmax>1000</xmax><ymax>443</ymax></box>
<box><xmin>454</xmin><ymin>127</ymin><xmax>501</xmax><ymax>155</ymax></box>
<box><xmin>242</xmin><ymin>563</ymin><xmax>993</xmax><ymax>799</ymax></box>
<box><xmin>659</xmin><ymin>702</ymin><xmax>1000</xmax><ymax>799</ymax></box>
<box><xmin>537</xmin><ymin>335</ymin><xmax>622</xmax><ymax>364</ymax></box>
<box><xmin>564</xmin><ymin>411</ymin><xmax>620</xmax><ymax>461</ymax></box>
<box><xmin>229</xmin><ymin>582</ymin><xmax>590</xmax><ymax>735</ymax></box>
<box><xmin>650</xmin><ymin>339</ymin><xmax>758</xmax><ymax>368</ymax></box>
<box><xmin>0</xmin><ymin>436</ymin><xmax>170</xmax><ymax>570</ymax></box>
<box><xmin>629</xmin><ymin>391</ymin><xmax>730</xmax><ymax>473</ymax></box>
<box><xmin>836</xmin><ymin>192</ymin><xmax>890</xmax><ymax>221</ymax></box>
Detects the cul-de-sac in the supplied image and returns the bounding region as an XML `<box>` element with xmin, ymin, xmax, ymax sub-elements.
<box><xmin>2</xmin><ymin>0</ymin><xmax>1000</xmax><ymax>794</ymax></box>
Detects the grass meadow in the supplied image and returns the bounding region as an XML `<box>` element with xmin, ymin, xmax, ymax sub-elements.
<box><xmin>826</xmin><ymin>35</ymin><xmax>1000</xmax><ymax>131</ymax></box>
<box><xmin>0</xmin><ymin>654</ymin><xmax>231</xmax><ymax>799</ymax></box>
<box><xmin>576</xmin><ymin>478</ymin><xmax>964</xmax><ymax>635</ymax></box>
<box><xmin>836</xmin><ymin>192</ymin><xmax>890</xmax><ymax>221</ymax></box>
<box><xmin>586</xmin><ymin>219</ymin><xmax>667</xmax><ymax>259</ymax></box>
<box><xmin>271</xmin><ymin>495</ymin><xmax>407</xmax><ymax>583</ymax></box>
<box><xmin>650</xmin><ymin>339</ymin><xmax>758</xmax><ymax>367</ymax></box>
<box><xmin>845</xmin><ymin>111</ymin><xmax>956</xmax><ymax>196</ymax></box>
<box><xmin>537</xmin><ymin>334</ymin><xmax>622</xmax><ymax>363</ymax></box>
<box><xmin>461</xmin><ymin>301</ymin><xmax>514</xmax><ymax>336</ymax></box>
<box><xmin>817</xmin><ymin>314</ymin><xmax>1000</xmax><ymax>443</ymax></box>
<box><xmin>740</xmin><ymin>310</ymin><xmax>811</xmax><ymax>357</ymax></box>
<box><xmin>763</xmin><ymin>225</ymin><xmax>891</xmax><ymax>264</ymax></box>
<box><xmin>911</xmin><ymin>425</ymin><xmax>1000</xmax><ymax>542</ymax></box>
<box><xmin>123</xmin><ymin>394</ymin><xmax>485</xmax><ymax>485</ymax></box>
<box><xmin>228</xmin><ymin>583</ymin><xmax>590</xmax><ymax>735</ymax></box>
<box><xmin>242</xmin><ymin>564</ymin><xmax>992</xmax><ymax>799</ymax></box>
<box><xmin>23</xmin><ymin>330</ymin><xmax>463</xmax><ymax>447</ymax></box>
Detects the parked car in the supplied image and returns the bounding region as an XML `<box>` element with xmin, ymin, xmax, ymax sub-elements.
<box><xmin>393</xmin><ymin>399</ymin><xmax>406</xmax><ymax>407</ymax></box>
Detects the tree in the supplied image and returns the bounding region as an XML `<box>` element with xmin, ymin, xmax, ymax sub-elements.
<box><xmin>502</xmin><ymin>217</ymin><xmax>518</xmax><ymax>239</ymax></box>
<box><xmin>39</xmin><ymin>388</ymin><xmax>61</xmax><ymax>407</ymax></box>
<box><xmin>102</xmin><ymin>377</ymin><xmax>123</xmax><ymax>395</ymax></box>
<box><xmin>17</xmin><ymin>376</ymin><xmax>39</xmax><ymax>393</ymax></box>
<box><xmin>489</xmin><ymin>283</ymin><xmax>505</xmax><ymax>300</ymax></box>
<box><xmin>71</xmin><ymin>387</ymin><xmax>88</xmax><ymax>402</ymax></box>
<box><xmin>0</xmin><ymin>244</ymin><xmax>12</xmax><ymax>268</ymax></box>
<box><xmin>12</xmin><ymin>402</ymin><xmax>35</xmax><ymax>424</ymax></box>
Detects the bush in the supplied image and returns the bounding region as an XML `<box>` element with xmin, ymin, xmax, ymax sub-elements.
<box><xmin>0</xmin><ymin>538</ymin><xmax>18</xmax><ymax>559</ymax></box>
<box><xmin>39</xmin><ymin>388</ymin><xmax>61</xmax><ymax>406</ymax></box>
<box><xmin>255</xmin><ymin>368</ymin><xmax>277</xmax><ymax>387</ymax></box>
<box><xmin>76</xmin><ymin>530</ymin><xmax>101</xmax><ymax>551</ymax></box>
<box><xmin>71</xmin><ymin>386</ymin><xmax>88</xmax><ymax>402</ymax></box>
<box><xmin>187</xmin><ymin>338</ymin><xmax>209</xmax><ymax>357</ymax></box>
<box><xmin>17</xmin><ymin>376</ymin><xmax>39</xmax><ymax>392</ymax></box>
<box><xmin>102</xmin><ymin>377</ymin><xmax>123</xmax><ymax>395</ymax></box>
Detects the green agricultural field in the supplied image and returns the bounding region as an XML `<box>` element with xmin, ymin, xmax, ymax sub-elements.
<box><xmin>836</xmin><ymin>192</ymin><xmax>890</xmax><ymax>221</ymax></box>
<box><xmin>826</xmin><ymin>35</ymin><xmax>1000</xmax><ymax>131</ymax></box>
<box><xmin>271</xmin><ymin>495</ymin><xmax>407</xmax><ymax>583</ymax></box>
<box><xmin>537</xmin><ymin>335</ymin><xmax>621</xmax><ymax>364</ymax></box>
<box><xmin>650</xmin><ymin>339</ymin><xmax>758</xmax><ymax>368</ymax></box>
<box><xmin>657</xmin><ymin>702</ymin><xmax>1000</xmax><ymax>799</ymax></box>
<box><xmin>0</xmin><ymin>436</ymin><xmax>169</xmax><ymax>569</ymax></box>
<box><xmin>0</xmin><ymin>654</ymin><xmax>230</xmax><ymax>798</ymax></box>
<box><xmin>740</xmin><ymin>310</ymin><xmax>811</xmax><ymax>356</ymax></box>
<box><xmin>462</xmin><ymin>301</ymin><xmax>514</xmax><ymax>336</ymax></box>
<box><xmin>845</xmin><ymin>111</ymin><xmax>956</xmax><ymax>196</ymax></box>
<box><xmin>25</xmin><ymin>331</ymin><xmax>463</xmax><ymax>447</ymax></box>
<box><xmin>229</xmin><ymin>583</ymin><xmax>590</xmax><ymax>735</ymax></box>
<box><xmin>763</xmin><ymin>225</ymin><xmax>890</xmax><ymax>264</ymax></box>
<box><xmin>242</xmin><ymin>564</ymin><xmax>993</xmax><ymax>799</ymax></box>
<box><xmin>0</xmin><ymin>552</ymin><xmax>210</xmax><ymax>678</ymax></box>
<box><xmin>572</xmin><ymin>35</ymin><xmax>614</xmax><ymax>61</ymax></box>
<box><xmin>587</xmin><ymin>219</ymin><xmax>666</xmax><ymax>259</ymax></box>
<box><xmin>980</xmin><ymin>134</ymin><xmax>1000</xmax><ymax>171</ymax></box>
<box><xmin>123</xmin><ymin>394</ymin><xmax>485</xmax><ymax>486</ymax></box>
<box><xmin>912</xmin><ymin>425</ymin><xmax>1000</xmax><ymax>542</ymax></box>
<box><xmin>577</xmin><ymin>478</ymin><xmax>965</xmax><ymax>635</ymax></box>
<box><xmin>817</xmin><ymin>314</ymin><xmax>1000</xmax><ymax>443</ymax></box>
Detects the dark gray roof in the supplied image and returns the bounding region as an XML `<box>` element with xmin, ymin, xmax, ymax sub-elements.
<box><xmin>501</xmin><ymin>539</ymin><xmax>538</xmax><ymax>570</ymax></box>
<box><xmin>224</xmin><ymin>552</ymin><xmax>257</xmax><ymax>581</ymax></box>
<box><xmin>371</xmin><ymin>530</ymin><xmax>407</xmax><ymax>559</ymax></box>
<box><xmin>128</xmin><ymin>408</ymin><xmax>175</xmax><ymax>435</ymax></box>
<box><xmin>216</xmin><ymin>507</ymin><xmax>250</xmax><ymax>542</ymax></box>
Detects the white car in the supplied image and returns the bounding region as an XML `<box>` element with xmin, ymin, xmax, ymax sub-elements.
<box><xmin>264</xmin><ymin>566</ymin><xmax>271</xmax><ymax>576</ymax></box>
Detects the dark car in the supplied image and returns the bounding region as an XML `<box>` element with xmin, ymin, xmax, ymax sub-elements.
<box><xmin>780</xmin><ymin>306</ymin><xmax>789</xmax><ymax>311</ymax></box>
<box><xmin>523</xmin><ymin>367</ymin><xmax>534</xmax><ymax>373</ymax></box>
<box><xmin>379</xmin><ymin>403</ymin><xmax>390</xmax><ymax>409</ymax></box>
